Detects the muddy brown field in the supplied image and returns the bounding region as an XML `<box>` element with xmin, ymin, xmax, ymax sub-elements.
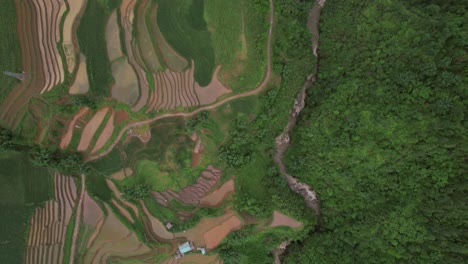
<box><xmin>77</xmin><ymin>108</ymin><xmax>110</xmax><ymax>151</ymax></box>
<box><xmin>270</xmin><ymin>211</ymin><xmax>302</xmax><ymax>229</ymax></box>
<box><xmin>111</xmin><ymin>58</ymin><xmax>140</xmax><ymax>106</ymax></box>
<box><xmin>91</xmin><ymin>111</ymin><xmax>116</xmax><ymax>153</ymax></box>
<box><xmin>200</xmin><ymin>179</ymin><xmax>235</xmax><ymax>207</ymax></box>
<box><xmin>69</xmin><ymin>54</ymin><xmax>90</xmax><ymax>94</ymax></box>
<box><xmin>203</xmin><ymin>215</ymin><xmax>242</xmax><ymax>250</ymax></box>
<box><xmin>105</xmin><ymin>11</ymin><xmax>124</xmax><ymax>61</ymax></box>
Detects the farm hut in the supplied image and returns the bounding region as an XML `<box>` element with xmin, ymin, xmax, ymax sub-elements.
<box><xmin>166</xmin><ymin>222</ymin><xmax>173</xmax><ymax>229</ymax></box>
<box><xmin>178</xmin><ymin>241</ymin><xmax>195</xmax><ymax>256</ymax></box>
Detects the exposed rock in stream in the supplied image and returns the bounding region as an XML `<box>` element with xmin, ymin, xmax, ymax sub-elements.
<box><xmin>273</xmin><ymin>0</ymin><xmax>325</xmax><ymax>262</ymax></box>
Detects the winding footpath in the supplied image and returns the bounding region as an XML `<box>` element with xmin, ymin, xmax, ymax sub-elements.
<box><xmin>86</xmin><ymin>0</ymin><xmax>274</xmax><ymax>162</ymax></box>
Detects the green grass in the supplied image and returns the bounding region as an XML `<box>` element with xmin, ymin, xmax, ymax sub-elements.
<box><xmin>205</xmin><ymin>0</ymin><xmax>268</xmax><ymax>91</ymax></box>
<box><xmin>0</xmin><ymin>151</ymin><xmax>52</xmax><ymax>263</ymax></box>
<box><xmin>90</xmin><ymin>148</ymin><xmax>124</xmax><ymax>176</ymax></box>
<box><xmin>86</xmin><ymin>171</ymin><xmax>112</xmax><ymax>202</ymax></box>
<box><xmin>157</xmin><ymin>0</ymin><xmax>215</xmax><ymax>85</ymax></box>
<box><xmin>77</xmin><ymin>0</ymin><xmax>115</xmax><ymax>97</ymax></box>
<box><xmin>0</xmin><ymin>1</ymin><xmax>22</xmax><ymax>105</ymax></box>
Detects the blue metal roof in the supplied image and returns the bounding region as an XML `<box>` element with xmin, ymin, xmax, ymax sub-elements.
<box><xmin>178</xmin><ymin>242</ymin><xmax>192</xmax><ymax>254</ymax></box>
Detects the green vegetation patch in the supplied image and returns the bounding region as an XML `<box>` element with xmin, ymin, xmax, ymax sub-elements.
<box><xmin>157</xmin><ymin>0</ymin><xmax>215</xmax><ymax>85</ymax></box>
<box><xmin>205</xmin><ymin>0</ymin><xmax>268</xmax><ymax>90</ymax></box>
<box><xmin>0</xmin><ymin>1</ymin><xmax>22</xmax><ymax>105</ymax></box>
<box><xmin>0</xmin><ymin>151</ymin><xmax>52</xmax><ymax>263</ymax></box>
<box><xmin>77</xmin><ymin>0</ymin><xmax>116</xmax><ymax>97</ymax></box>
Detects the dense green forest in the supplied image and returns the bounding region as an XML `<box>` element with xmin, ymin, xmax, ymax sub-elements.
<box><xmin>284</xmin><ymin>0</ymin><xmax>467</xmax><ymax>263</ymax></box>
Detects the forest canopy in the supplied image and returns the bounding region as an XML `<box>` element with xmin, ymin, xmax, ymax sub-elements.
<box><xmin>284</xmin><ymin>0</ymin><xmax>467</xmax><ymax>263</ymax></box>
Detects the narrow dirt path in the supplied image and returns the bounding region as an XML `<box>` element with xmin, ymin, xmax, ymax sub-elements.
<box><xmin>69</xmin><ymin>174</ymin><xmax>85</xmax><ymax>264</ymax></box>
<box><xmin>86</xmin><ymin>0</ymin><xmax>274</xmax><ymax>162</ymax></box>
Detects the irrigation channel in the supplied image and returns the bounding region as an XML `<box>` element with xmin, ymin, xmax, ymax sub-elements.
<box><xmin>272</xmin><ymin>0</ymin><xmax>325</xmax><ymax>262</ymax></box>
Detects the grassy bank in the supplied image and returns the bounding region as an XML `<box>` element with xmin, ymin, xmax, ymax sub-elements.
<box><xmin>0</xmin><ymin>1</ymin><xmax>22</xmax><ymax>104</ymax></box>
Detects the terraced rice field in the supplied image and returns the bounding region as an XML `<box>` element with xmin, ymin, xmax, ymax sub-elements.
<box><xmin>83</xmin><ymin>205</ymin><xmax>150</xmax><ymax>264</ymax></box>
<box><xmin>135</xmin><ymin>0</ymin><xmax>164</xmax><ymax>73</ymax></box>
<box><xmin>106</xmin><ymin>179</ymin><xmax>140</xmax><ymax>218</ymax></box>
<box><xmin>0</xmin><ymin>0</ymin><xmax>66</xmax><ymax>129</ymax></box>
<box><xmin>25</xmin><ymin>174</ymin><xmax>78</xmax><ymax>264</ymax></box>
<box><xmin>151</xmin><ymin>165</ymin><xmax>222</xmax><ymax>206</ymax></box>
<box><xmin>91</xmin><ymin>111</ymin><xmax>115</xmax><ymax>154</ymax></box>
<box><xmin>77</xmin><ymin>108</ymin><xmax>110</xmax><ymax>152</ymax></box>
<box><xmin>119</xmin><ymin>0</ymin><xmax>147</xmax><ymax>111</ymax></box>
<box><xmin>62</xmin><ymin>0</ymin><xmax>87</xmax><ymax>72</ymax></box>
<box><xmin>60</xmin><ymin>107</ymin><xmax>90</xmax><ymax>149</ymax></box>
<box><xmin>147</xmin><ymin>3</ymin><xmax>188</xmax><ymax>72</ymax></box>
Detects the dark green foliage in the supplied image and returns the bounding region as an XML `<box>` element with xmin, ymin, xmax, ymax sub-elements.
<box><xmin>86</xmin><ymin>172</ymin><xmax>112</xmax><ymax>202</ymax></box>
<box><xmin>121</xmin><ymin>184</ymin><xmax>150</xmax><ymax>201</ymax></box>
<box><xmin>29</xmin><ymin>147</ymin><xmax>89</xmax><ymax>175</ymax></box>
<box><xmin>219</xmin><ymin>117</ymin><xmax>255</xmax><ymax>168</ymax></box>
<box><xmin>157</xmin><ymin>0</ymin><xmax>215</xmax><ymax>85</ymax></box>
<box><xmin>284</xmin><ymin>0</ymin><xmax>467</xmax><ymax>263</ymax></box>
<box><xmin>0</xmin><ymin>151</ymin><xmax>52</xmax><ymax>264</ymax></box>
<box><xmin>0</xmin><ymin>128</ymin><xmax>14</xmax><ymax>150</ymax></box>
<box><xmin>0</xmin><ymin>0</ymin><xmax>21</xmax><ymax>104</ymax></box>
<box><xmin>186</xmin><ymin>111</ymin><xmax>209</xmax><ymax>132</ymax></box>
<box><xmin>77</xmin><ymin>0</ymin><xmax>115</xmax><ymax>97</ymax></box>
<box><xmin>218</xmin><ymin>226</ymin><xmax>301</xmax><ymax>264</ymax></box>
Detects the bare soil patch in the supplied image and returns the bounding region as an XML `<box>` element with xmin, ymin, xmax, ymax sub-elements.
<box><xmin>60</xmin><ymin>107</ymin><xmax>90</xmax><ymax>149</ymax></box>
<box><xmin>174</xmin><ymin>210</ymin><xmax>235</xmax><ymax>247</ymax></box>
<box><xmin>91</xmin><ymin>111</ymin><xmax>116</xmax><ymax>153</ymax></box>
<box><xmin>106</xmin><ymin>11</ymin><xmax>124</xmax><ymax>61</ymax></box>
<box><xmin>114</xmin><ymin>110</ymin><xmax>130</xmax><ymax>126</ymax></box>
<box><xmin>111</xmin><ymin>58</ymin><xmax>140</xmax><ymax>106</ymax></box>
<box><xmin>110</xmin><ymin>168</ymin><xmax>134</xmax><ymax>180</ymax></box>
<box><xmin>77</xmin><ymin>108</ymin><xmax>110</xmax><ymax>152</ymax></box>
<box><xmin>83</xmin><ymin>190</ymin><xmax>104</xmax><ymax>226</ymax></box>
<box><xmin>270</xmin><ymin>211</ymin><xmax>302</xmax><ymax>229</ymax></box>
<box><xmin>69</xmin><ymin>54</ymin><xmax>90</xmax><ymax>94</ymax></box>
<box><xmin>200</xmin><ymin>179</ymin><xmax>235</xmax><ymax>207</ymax></box>
<box><xmin>203</xmin><ymin>215</ymin><xmax>242</xmax><ymax>250</ymax></box>
<box><xmin>195</xmin><ymin>65</ymin><xmax>232</xmax><ymax>105</ymax></box>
